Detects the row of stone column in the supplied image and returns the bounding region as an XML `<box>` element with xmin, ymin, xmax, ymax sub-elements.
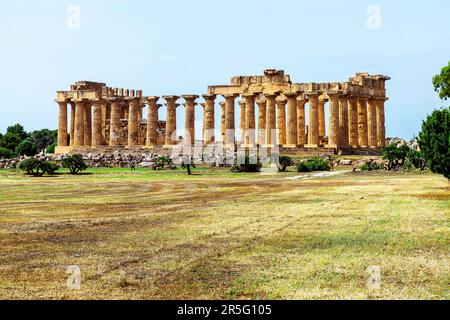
<box><xmin>57</xmin><ymin>93</ymin><xmax>386</xmax><ymax>149</ymax></box>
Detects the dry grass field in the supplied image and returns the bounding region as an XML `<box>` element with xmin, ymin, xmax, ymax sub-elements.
<box><xmin>0</xmin><ymin>167</ymin><xmax>448</xmax><ymax>300</ymax></box>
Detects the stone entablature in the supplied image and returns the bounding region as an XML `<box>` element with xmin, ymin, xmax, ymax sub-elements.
<box><xmin>55</xmin><ymin>69</ymin><xmax>390</xmax><ymax>154</ymax></box>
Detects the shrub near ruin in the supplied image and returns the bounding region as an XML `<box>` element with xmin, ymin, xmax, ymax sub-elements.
<box><xmin>296</xmin><ymin>157</ymin><xmax>331</xmax><ymax>173</ymax></box>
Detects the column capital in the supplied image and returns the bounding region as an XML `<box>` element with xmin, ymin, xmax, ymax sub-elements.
<box><xmin>182</xmin><ymin>95</ymin><xmax>200</xmax><ymax>101</ymax></box>
<box><xmin>202</xmin><ymin>94</ymin><xmax>216</xmax><ymax>101</ymax></box>
<box><xmin>276</xmin><ymin>97</ymin><xmax>287</xmax><ymax>105</ymax></box>
<box><xmin>162</xmin><ymin>95</ymin><xmax>180</xmax><ymax>102</ymax></box>
<box><xmin>145</xmin><ymin>96</ymin><xmax>160</xmax><ymax>104</ymax></box>
<box><xmin>285</xmin><ymin>92</ymin><xmax>300</xmax><ymax>98</ymax></box>
<box><xmin>223</xmin><ymin>94</ymin><xmax>238</xmax><ymax>101</ymax></box>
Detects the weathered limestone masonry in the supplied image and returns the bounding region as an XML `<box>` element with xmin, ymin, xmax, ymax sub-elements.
<box><xmin>55</xmin><ymin>70</ymin><xmax>390</xmax><ymax>155</ymax></box>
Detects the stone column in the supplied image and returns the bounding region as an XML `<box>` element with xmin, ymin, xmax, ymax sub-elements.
<box><xmin>338</xmin><ymin>96</ymin><xmax>349</xmax><ymax>147</ymax></box>
<box><xmin>243</xmin><ymin>94</ymin><xmax>256</xmax><ymax>146</ymax></box>
<box><xmin>128</xmin><ymin>99</ymin><xmax>140</xmax><ymax>147</ymax></box>
<box><xmin>146</xmin><ymin>97</ymin><xmax>159</xmax><ymax>147</ymax></box>
<box><xmin>307</xmin><ymin>94</ymin><xmax>320</xmax><ymax>147</ymax></box>
<box><xmin>367</xmin><ymin>98</ymin><xmax>378</xmax><ymax>147</ymax></box>
<box><xmin>164</xmin><ymin>96</ymin><xmax>179</xmax><ymax>146</ymax></box>
<box><xmin>220</xmin><ymin>101</ymin><xmax>226</xmax><ymax>143</ymax></box>
<box><xmin>74</xmin><ymin>101</ymin><xmax>85</xmax><ymax>147</ymax></box>
<box><xmin>70</xmin><ymin>102</ymin><xmax>75</xmax><ymax>147</ymax></box>
<box><xmin>348</xmin><ymin>96</ymin><xmax>359</xmax><ymax>147</ymax></box>
<box><xmin>203</xmin><ymin>94</ymin><xmax>216</xmax><ymax>144</ymax></box>
<box><xmin>296</xmin><ymin>96</ymin><xmax>307</xmax><ymax>146</ymax></box>
<box><xmin>265</xmin><ymin>94</ymin><xmax>277</xmax><ymax>145</ymax></box>
<box><xmin>238</xmin><ymin>100</ymin><xmax>247</xmax><ymax>144</ymax></box>
<box><xmin>110</xmin><ymin>100</ymin><xmax>122</xmax><ymax>147</ymax></box>
<box><xmin>182</xmin><ymin>95</ymin><xmax>198</xmax><ymax>146</ymax></box>
<box><xmin>92</xmin><ymin>102</ymin><xmax>105</xmax><ymax>148</ymax></box>
<box><xmin>276</xmin><ymin>98</ymin><xmax>287</xmax><ymax>145</ymax></box>
<box><xmin>257</xmin><ymin>98</ymin><xmax>266</xmax><ymax>145</ymax></box>
<box><xmin>83</xmin><ymin>102</ymin><xmax>92</xmax><ymax>147</ymax></box>
<box><xmin>318</xmin><ymin>96</ymin><xmax>327</xmax><ymax>140</ymax></box>
<box><xmin>357</xmin><ymin>96</ymin><xmax>369</xmax><ymax>147</ymax></box>
<box><xmin>285</xmin><ymin>93</ymin><xmax>298</xmax><ymax>147</ymax></box>
<box><xmin>376</xmin><ymin>98</ymin><xmax>387</xmax><ymax>148</ymax></box>
<box><xmin>57</xmin><ymin>101</ymin><xmax>69</xmax><ymax>147</ymax></box>
<box><xmin>201</xmin><ymin>103</ymin><xmax>206</xmax><ymax>142</ymax></box>
<box><xmin>101</xmin><ymin>103</ymin><xmax>108</xmax><ymax>144</ymax></box>
<box><xmin>327</xmin><ymin>93</ymin><xmax>340</xmax><ymax>148</ymax></box>
<box><xmin>224</xmin><ymin>94</ymin><xmax>236</xmax><ymax>145</ymax></box>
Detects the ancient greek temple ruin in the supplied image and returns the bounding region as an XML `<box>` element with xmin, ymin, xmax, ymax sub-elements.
<box><xmin>55</xmin><ymin>69</ymin><xmax>390</xmax><ymax>154</ymax></box>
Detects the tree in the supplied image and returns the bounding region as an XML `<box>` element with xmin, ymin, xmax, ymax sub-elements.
<box><xmin>382</xmin><ymin>143</ymin><xmax>410</xmax><ymax>170</ymax></box>
<box><xmin>15</xmin><ymin>139</ymin><xmax>38</xmax><ymax>156</ymax></box>
<box><xmin>0</xmin><ymin>147</ymin><xmax>15</xmax><ymax>159</ymax></box>
<box><xmin>155</xmin><ymin>156</ymin><xmax>171</xmax><ymax>170</ymax></box>
<box><xmin>432</xmin><ymin>61</ymin><xmax>450</xmax><ymax>100</ymax></box>
<box><xmin>30</xmin><ymin>129</ymin><xmax>57</xmax><ymax>154</ymax></box>
<box><xmin>0</xmin><ymin>124</ymin><xmax>28</xmax><ymax>153</ymax></box>
<box><xmin>276</xmin><ymin>155</ymin><xmax>294</xmax><ymax>172</ymax></box>
<box><xmin>418</xmin><ymin>107</ymin><xmax>450</xmax><ymax>179</ymax></box>
<box><xmin>18</xmin><ymin>159</ymin><xmax>47</xmax><ymax>177</ymax></box>
<box><xmin>62</xmin><ymin>154</ymin><xmax>88</xmax><ymax>174</ymax></box>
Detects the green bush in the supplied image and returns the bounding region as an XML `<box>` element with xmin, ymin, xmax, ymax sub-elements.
<box><xmin>231</xmin><ymin>155</ymin><xmax>262</xmax><ymax>173</ymax></box>
<box><xmin>360</xmin><ymin>162</ymin><xmax>384</xmax><ymax>172</ymax></box>
<box><xmin>46</xmin><ymin>143</ymin><xmax>56</xmax><ymax>154</ymax></box>
<box><xmin>296</xmin><ymin>157</ymin><xmax>331</xmax><ymax>173</ymax></box>
<box><xmin>382</xmin><ymin>143</ymin><xmax>410</xmax><ymax>170</ymax></box>
<box><xmin>18</xmin><ymin>159</ymin><xmax>47</xmax><ymax>177</ymax></box>
<box><xmin>296</xmin><ymin>161</ymin><xmax>313</xmax><ymax>173</ymax></box>
<box><xmin>42</xmin><ymin>162</ymin><xmax>60</xmax><ymax>175</ymax></box>
<box><xmin>15</xmin><ymin>139</ymin><xmax>38</xmax><ymax>156</ymax></box>
<box><xmin>0</xmin><ymin>147</ymin><xmax>15</xmax><ymax>159</ymax></box>
<box><xmin>62</xmin><ymin>154</ymin><xmax>88</xmax><ymax>174</ymax></box>
<box><xmin>276</xmin><ymin>155</ymin><xmax>294</xmax><ymax>172</ymax></box>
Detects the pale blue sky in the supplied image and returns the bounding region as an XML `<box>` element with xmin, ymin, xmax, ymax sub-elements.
<box><xmin>0</xmin><ymin>0</ymin><xmax>449</xmax><ymax>139</ymax></box>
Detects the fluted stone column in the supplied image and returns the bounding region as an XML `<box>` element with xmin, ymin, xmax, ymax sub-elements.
<box><xmin>92</xmin><ymin>102</ymin><xmax>104</xmax><ymax>148</ymax></box>
<box><xmin>327</xmin><ymin>93</ymin><xmax>340</xmax><ymax>147</ymax></box>
<box><xmin>357</xmin><ymin>96</ymin><xmax>369</xmax><ymax>147</ymax></box>
<box><xmin>74</xmin><ymin>101</ymin><xmax>85</xmax><ymax>147</ymax></box>
<box><xmin>307</xmin><ymin>94</ymin><xmax>320</xmax><ymax>147</ymax></box>
<box><xmin>201</xmin><ymin>103</ymin><xmax>206</xmax><ymax>142</ymax></box>
<box><xmin>101</xmin><ymin>103</ymin><xmax>108</xmax><ymax>144</ymax></box>
<box><xmin>57</xmin><ymin>101</ymin><xmax>69</xmax><ymax>147</ymax></box>
<box><xmin>243</xmin><ymin>94</ymin><xmax>256</xmax><ymax>146</ymax></box>
<box><xmin>84</xmin><ymin>103</ymin><xmax>92</xmax><ymax>147</ymax></box>
<box><xmin>257</xmin><ymin>98</ymin><xmax>266</xmax><ymax>145</ymax></box>
<box><xmin>265</xmin><ymin>94</ymin><xmax>277</xmax><ymax>145</ymax></box>
<box><xmin>338</xmin><ymin>96</ymin><xmax>349</xmax><ymax>147</ymax></box>
<box><xmin>276</xmin><ymin>98</ymin><xmax>287</xmax><ymax>145</ymax></box>
<box><xmin>70</xmin><ymin>103</ymin><xmax>75</xmax><ymax>147</ymax></box>
<box><xmin>224</xmin><ymin>94</ymin><xmax>236</xmax><ymax>145</ymax></box>
<box><xmin>285</xmin><ymin>93</ymin><xmax>298</xmax><ymax>147</ymax></box>
<box><xmin>164</xmin><ymin>96</ymin><xmax>179</xmax><ymax>146</ymax></box>
<box><xmin>128</xmin><ymin>99</ymin><xmax>140</xmax><ymax>147</ymax></box>
<box><xmin>183</xmin><ymin>95</ymin><xmax>198</xmax><ymax>146</ymax></box>
<box><xmin>348</xmin><ymin>96</ymin><xmax>359</xmax><ymax>147</ymax></box>
<box><xmin>220</xmin><ymin>101</ymin><xmax>226</xmax><ymax>143</ymax></box>
<box><xmin>203</xmin><ymin>94</ymin><xmax>216</xmax><ymax>144</ymax></box>
<box><xmin>318</xmin><ymin>96</ymin><xmax>327</xmax><ymax>140</ymax></box>
<box><xmin>367</xmin><ymin>99</ymin><xmax>378</xmax><ymax>147</ymax></box>
<box><xmin>146</xmin><ymin>97</ymin><xmax>159</xmax><ymax>147</ymax></box>
<box><xmin>110</xmin><ymin>101</ymin><xmax>122</xmax><ymax>147</ymax></box>
<box><xmin>376</xmin><ymin>98</ymin><xmax>387</xmax><ymax>148</ymax></box>
<box><xmin>296</xmin><ymin>96</ymin><xmax>307</xmax><ymax>146</ymax></box>
<box><xmin>238</xmin><ymin>100</ymin><xmax>247</xmax><ymax>144</ymax></box>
